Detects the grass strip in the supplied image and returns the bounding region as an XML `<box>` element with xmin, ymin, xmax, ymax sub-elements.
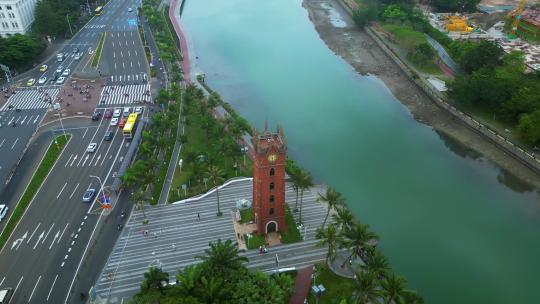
<box><xmin>0</xmin><ymin>134</ymin><xmax>70</xmax><ymax>251</ymax></box>
<box><xmin>239</xmin><ymin>208</ymin><xmax>254</xmax><ymax>224</ymax></box>
<box><xmin>245</xmin><ymin>233</ymin><xmax>265</xmax><ymax>250</ymax></box>
<box><xmin>307</xmin><ymin>262</ymin><xmax>355</xmax><ymax>304</ymax></box>
<box><xmin>282</xmin><ymin>206</ymin><xmax>302</xmax><ymax>244</ymax></box>
<box><xmin>92</xmin><ymin>31</ymin><xmax>106</xmax><ymax>67</ymax></box>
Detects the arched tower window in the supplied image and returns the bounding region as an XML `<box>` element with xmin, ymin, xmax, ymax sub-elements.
<box><xmin>269</xmin><ymin>168</ymin><xmax>275</xmax><ymax>176</ymax></box>
<box><xmin>269</xmin><ymin>195</ymin><xmax>275</xmax><ymax>203</ymax></box>
<box><xmin>269</xmin><ymin>182</ymin><xmax>275</xmax><ymax>190</ymax></box>
<box><xmin>269</xmin><ymin>208</ymin><xmax>275</xmax><ymax>215</ymax></box>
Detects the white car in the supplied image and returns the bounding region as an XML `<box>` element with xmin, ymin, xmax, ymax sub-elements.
<box><xmin>128</xmin><ymin>7</ymin><xmax>132</xmax><ymax>12</ymax></box>
<box><xmin>110</xmin><ymin>117</ymin><xmax>119</xmax><ymax>126</ymax></box>
<box><xmin>62</xmin><ymin>69</ymin><xmax>71</xmax><ymax>76</ymax></box>
<box><xmin>0</xmin><ymin>204</ymin><xmax>8</xmax><ymax>222</ymax></box>
<box><xmin>134</xmin><ymin>106</ymin><xmax>143</xmax><ymax>114</ymax></box>
<box><xmin>74</xmin><ymin>54</ymin><xmax>81</xmax><ymax>61</ymax></box>
<box><xmin>86</xmin><ymin>143</ymin><xmax>97</xmax><ymax>153</ymax></box>
<box><xmin>56</xmin><ymin>66</ymin><xmax>63</xmax><ymax>74</ymax></box>
<box><xmin>38</xmin><ymin>76</ymin><xmax>47</xmax><ymax>84</ymax></box>
<box><xmin>56</xmin><ymin>77</ymin><xmax>66</xmax><ymax>84</ymax></box>
<box><xmin>113</xmin><ymin>108</ymin><xmax>122</xmax><ymax>118</ymax></box>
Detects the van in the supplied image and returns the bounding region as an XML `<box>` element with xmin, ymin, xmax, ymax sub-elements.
<box><xmin>122</xmin><ymin>107</ymin><xmax>131</xmax><ymax>117</ymax></box>
<box><xmin>56</xmin><ymin>53</ymin><xmax>64</xmax><ymax>62</ymax></box>
<box><xmin>0</xmin><ymin>288</ymin><xmax>13</xmax><ymax>304</ymax></box>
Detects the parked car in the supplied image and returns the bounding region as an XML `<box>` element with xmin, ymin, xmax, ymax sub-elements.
<box><xmin>26</xmin><ymin>78</ymin><xmax>35</xmax><ymax>86</ymax></box>
<box><xmin>56</xmin><ymin>77</ymin><xmax>66</xmax><ymax>84</ymax></box>
<box><xmin>134</xmin><ymin>106</ymin><xmax>143</xmax><ymax>114</ymax></box>
<box><xmin>74</xmin><ymin>54</ymin><xmax>81</xmax><ymax>61</ymax></box>
<box><xmin>38</xmin><ymin>77</ymin><xmax>47</xmax><ymax>84</ymax></box>
<box><xmin>73</xmin><ymin>47</ymin><xmax>79</xmax><ymax>53</ymax></box>
<box><xmin>122</xmin><ymin>107</ymin><xmax>131</xmax><ymax>117</ymax></box>
<box><xmin>0</xmin><ymin>205</ymin><xmax>8</xmax><ymax>222</ymax></box>
<box><xmin>56</xmin><ymin>66</ymin><xmax>63</xmax><ymax>74</ymax></box>
<box><xmin>110</xmin><ymin>117</ymin><xmax>119</xmax><ymax>126</ymax></box>
<box><xmin>91</xmin><ymin>111</ymin><xmax>102</xmax><ymax>121</ymax></box>
<box><xmin>39</xmin><ymin>65</ymin><xmax>48</xmax><ymax>72</ymax></box>
<box><xmin>104</xmin><ymin>108</ymin><xmax>113</xmax><ymax>119</ymax></box>
<box><xmin>113</xmin><ymin>108</ymin><xmax>122</xmax><ymax>118</ymax></box>
<box><xmin>82</xmin><ymin>189</ymin><xmax>96</xmax><ymax>203</ymax></box>
<box><xmin>104</xmin><ymin>131</ymin><xmax>114</xmax><ymax>141</ymax></box>
<box><xmin>118</xmin><ymin>118</ymin><xmax>127</xmax><ymax>128</ymax></box>
<box><xmin>62</xmin><ymin>69</ymin><xmax>71</xmax><ymax>76</ymax></box>
<box><xmin>86</xmin><ymin>143</ymin><xmax>97</xmax><ymax>153</ymax></box>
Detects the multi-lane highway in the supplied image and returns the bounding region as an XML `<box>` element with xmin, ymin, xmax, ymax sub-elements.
<box><xmin>0</xmin><ymin>0</ymin><xmax>153</xmax><ymax>302</ymax></box>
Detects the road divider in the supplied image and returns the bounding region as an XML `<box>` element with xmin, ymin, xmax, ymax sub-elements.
<box><xmin>92</xmin><ymin>32</ymin><xmax>107</xmax><ymax>67</ymax></box>
<box><xmin>0</xmin><ymin>134</ymin><xmax>71</xmax><ymax>251</ymax></box>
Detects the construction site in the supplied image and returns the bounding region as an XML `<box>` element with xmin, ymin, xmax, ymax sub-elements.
<box><xmin>427</xmin><ymin>0</ymin><xmax>540</xmax><ymax>72</ymax></box>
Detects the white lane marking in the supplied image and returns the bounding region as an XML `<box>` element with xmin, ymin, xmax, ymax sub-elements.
<box><xmin>49</xmin><ymin>230</ymin><xmax>60</xmax><ymax>250</ymax></box>
<box><xmin>82</xmin><ymin>127</ymin><xmax>89</xmax><ymax>138</ymax></box>
<box><xmin>28</xmin><ymin>275</ymin><xmax>42</xmax><ymax>302</ymax></box>
<box><xmin>42</xmin><ymin>223</ymin><xmax>55</xmax><ymax>244</ymax></box>
<box><xmin>81</xmin><ymin>154</ymin><xmax>89</xmax><ymax>167</ymax></box>
<box><xmin>76</xmin><ymin>154</ymin><xmax>84</xmax><ymax>167</ymax></box>
<box><xmin>46</xmin><ymin>274</ymin><xmax>59</xmax><ymax>301</ymax></box>
<box><xmin>27</xmin><ymin>222</ymin><xmax>41</xmax><ymax>244</ymax></box>
<box><xmin>61</xmin><ymin>262</ymin><xmax>65</xmax><ymax>267</ymax></box>
<box><xmin>58</xmin><ymin>223</ymin><xmax>69</xmax><ymax>244</ymax></box>
<box><xmin>11</xmin><ymin>138</ymin><xmax>19</xmax><ymax>150</ymax></box>
<box><xmin>0</xmin><ymin>139</ymin><xmax>4</xmax><ymax>148</ymax></box>
<box><xmin>69</xmin><ymin>183</ymin><xmax>80</xmax><ymax>199</ymax></box>
<box><xmin>93</xmin><ymin>154</ymin><xmax>102</xmax><ymax>166</ymax></box>
<box><xmin>0</xmin><ymin>276</ymin><xmax>4</xmax><ymax>287</ymax></box>
<box><xmin>33</xmin><ymin>231</ymin><xmax>44</xmax><ymax>249</ymax></box>
<box><xmin>70</xmin><ymin>154</ymin><xmax>78</xmax><ymax>167</ymax></box>
<box><xmin>68</xmin><ymin>247</ymin><xmax>71</xmax><ymax>253</ymax></box>
<box><xmin>56</xmin><ymin>182</ymin><xmax>67</xmax><ymax>199</ymax></box>
<box><xmin>64</xmin><ymin>254</ymin><xmax>68</xmax><ymax>260</ymax></box>
<box><xmin>12</xmin><ymin>276</ymin><xmax>23</xmax><ymax>300</ymax></box>
<box><xmin>64</xmin><ymin>154</ymin><xmax>74</xmax><ymax>167</ymax></box>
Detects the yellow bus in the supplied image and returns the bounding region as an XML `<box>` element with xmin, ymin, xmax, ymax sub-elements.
<box><xmin>95</xmin><ymin>6</ymin><xmax>103</xmax><ymax>16</ymax></box>
<box><xmin>122</xmin><ymin>113</ymin><xmax>138</xmax><ymax>139</ymax></box>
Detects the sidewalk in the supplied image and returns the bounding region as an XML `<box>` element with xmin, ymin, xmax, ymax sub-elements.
<box><xmin>289</xmin><ymin>266</ymin><xmax>313</xmax><ymax>304</ymax></box>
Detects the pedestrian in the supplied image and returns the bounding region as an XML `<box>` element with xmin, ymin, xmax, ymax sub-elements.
<box><xmin>197</xmin><ymin>213</ymin><xmax>200</xmax><ymax>221</ymax></box>
<box><xmin>172</xmin><ymin>244</ymin><xmax>176</xmax><ymax>251</ymax></box>
<box><xmin>153</xmin><ymin>232</ymin><xmax>157</xmax><ymax>238</ymax></box>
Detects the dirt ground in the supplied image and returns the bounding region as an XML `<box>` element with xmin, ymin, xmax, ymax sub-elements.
<box><xmin>303</xmin><ymin>0</ymin><xmax>540</xmax><ymax>189</ymax></box>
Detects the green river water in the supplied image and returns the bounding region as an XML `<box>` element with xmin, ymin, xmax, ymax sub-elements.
<box><xmin>181</xmin><ymin>0</ymin><xmax>540</xmax><ymax>303</ymax></box>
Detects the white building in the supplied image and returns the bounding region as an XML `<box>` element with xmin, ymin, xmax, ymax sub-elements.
<box><xmin>0</xmin><ymin>0</ymin><xmax>38</xmax><ymax>37</ymax></box>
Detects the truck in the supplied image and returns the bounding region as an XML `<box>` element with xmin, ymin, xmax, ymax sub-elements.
<box><xmin>56</xmin><ymin>53</ymin><xmax>64</xmax><ymax>62</ymax></box>
<box><xmin>0</xmin><ymin>288</ymin><xmax>13</xmax><ymax>304</ymax></box>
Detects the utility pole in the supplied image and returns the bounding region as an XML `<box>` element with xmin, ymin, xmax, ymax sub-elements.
<box><xmin>66</xmin><ymin>14</ymin><xmax>74</xmax><ymax>36</ymax></box>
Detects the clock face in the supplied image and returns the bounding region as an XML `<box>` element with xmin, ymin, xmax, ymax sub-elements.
<box><xmin>268</xmin><ymin>154</ymin><xmax>277</xmax><ymax>162</ymax></box>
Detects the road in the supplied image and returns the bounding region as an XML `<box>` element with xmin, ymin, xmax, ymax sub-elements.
<box><xmin>0</xmin><ymin>0</ymin><xmax>152</xmax><ymax>302</ymax></box>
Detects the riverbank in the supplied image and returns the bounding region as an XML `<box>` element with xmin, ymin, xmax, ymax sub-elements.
<box><xmin>303</xmin><ymin>0</ymin><xmax>540</xmax><ymax>189</ymax></box>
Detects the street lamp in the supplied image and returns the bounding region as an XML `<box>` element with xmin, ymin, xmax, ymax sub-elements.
<box><xmin>90</xmin><ymin>175</ymin><xmax>106</xmax><ymax>207</ymax></box>
<box><xmin>52</xmin><ymin>102</ymin><xmax>67</xmax><ymax>139</ymax></box>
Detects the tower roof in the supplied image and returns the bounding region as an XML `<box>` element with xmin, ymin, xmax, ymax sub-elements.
<box><xmin>252</xmin><ymin>125</ymin><xmax>286</xmax><ymax>155</ymax></box>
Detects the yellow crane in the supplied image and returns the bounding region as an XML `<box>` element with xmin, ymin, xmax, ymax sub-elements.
<box><xmin>511</xmin><ymin>0</ymin><xmax>527</xmax><ymax>35</ymax></box>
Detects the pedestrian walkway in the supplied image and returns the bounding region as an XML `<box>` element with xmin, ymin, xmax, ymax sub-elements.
<box><xmin>98</xmin><ymin>84</ymin><xmax>152</xmax><ymax>106</ymax></box>
<box><xmin>289</xmin><ymin>266</ymin><xmax>314</xmax><ymax>304</ymax></box>
<box><xmin>92</xmin><ymin>179</ymin><xmax>328</xmax><ymax>303</ymax></box>
<box><xmin>0</xmin><ymin>87</ymin><xmax>60</xmax><ymax>111</ymax></box>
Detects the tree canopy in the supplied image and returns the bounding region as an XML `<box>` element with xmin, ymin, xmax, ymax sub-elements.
<box><xmin>0</xmin><ymin>34</ymin><xmax>45</xmax><ymax>69</ymax></box>
<box><xmin>32</xmin><ymin>0</ymin><xmax>86</xmax><ymax>36</ymax></box>
<box><xmin>428</xmin><ymin>0</ymin><xmax>481</xmax><ymax>12</ymax></box>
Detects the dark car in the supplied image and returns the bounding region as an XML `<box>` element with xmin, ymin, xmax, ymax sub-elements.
<box><xmin>104</xmin><ymin>131</ymin><xmax>114</xmax><ymax>141</ymax></box>
<box><xmin>82</xmin><ymin>189</ymin><xmax>96</xmax><ymax>203</ymax></box>
<box><xmin>92</xmin><ymin>111</ymin><xmax>102</xmax><ymax>121</ymax></box>
<box><xmin>104</xmin><ymin>108</ymin><xmax>113</xmax><ymax>119</ymax></box>
<box><xmin>73</xmin><ymin>47</ymin><xmax>79</xmax><ymax>53</ymax></box>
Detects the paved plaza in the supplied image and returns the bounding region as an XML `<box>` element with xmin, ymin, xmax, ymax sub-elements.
<box><xmin>93</xmin><ymin>178</ymin><xmax>328</xmax><ymax>303</ymax></box>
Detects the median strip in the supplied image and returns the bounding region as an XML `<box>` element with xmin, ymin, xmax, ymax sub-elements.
<box><xmin>0</xmin><ymin>134</ymin><xmax>71</xmax><ymax>251</ymax></box>
<box><xmin>92</xmin><ymin>31</ymin><xmax>107</xmax><ymax>67</ymax></box>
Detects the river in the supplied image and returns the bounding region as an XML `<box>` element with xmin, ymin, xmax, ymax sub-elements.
<box><xmin>181</xmin><ymin>0</ymin><xmax>540</xmax><ymax>303</ymax></box>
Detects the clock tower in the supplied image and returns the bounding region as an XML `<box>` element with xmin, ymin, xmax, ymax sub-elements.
<box><xmin>252</xmin><ymin>124</ymin><xmax>287</xmax><ymax>235</ymax></box>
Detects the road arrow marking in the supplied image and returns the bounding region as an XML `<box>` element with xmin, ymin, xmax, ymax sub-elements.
<box><xmin>71</xmin><ymin>154</ymin><xmax>78</xmax><ymax>167</ymax></box>
<box><xmin>94</xmin><ymin>154</ymin><xmax>101</xmax><ymax>166</ymax></box>
<box><xmin>11</xmin><ymin>239</ymin><xmax>22</xmax><ymax>250</ymax></box>
<box><xmin>49</xmin><ymin>230</ymin><xmax>60</xmax><ymax>250</ymax></box>
<box><xmin>33</xmin><ymin>116</ymin><xmax>39</xmax><ymax>123</ymax></box>
<box><xmin>33</xmin><ymin>231</ymin><xmax>44</xmax><ymax>249</ymax></box>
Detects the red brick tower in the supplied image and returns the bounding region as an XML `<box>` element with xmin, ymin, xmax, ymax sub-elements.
<box><xmin>252</xmin><ymin>124</ymin><xmax>287</xmax><ymax>235</ymax></box>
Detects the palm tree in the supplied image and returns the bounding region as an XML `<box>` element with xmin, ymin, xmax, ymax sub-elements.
<box><xmin>141</xmin><ymin>266</ymin><xmax>169</xmax><ymax>294</ymax></box>
<box><xmin>315</xmin><ymin>224</ymin><xmax>342</xmax><ymax>265</ymax></box>
<box><xmin>381</xmin><ymin>273</ymin><xmax>407</xmax><ymax>304</ymax></box>
<box><xmin>205</xmin><ymin>166</ymin><xmax>224</xmax><ymax>216</ymax></box>
<box><xmin>296</xmin><ymin>169</ymin><xmax>313</xmax><ymax>225</ymax></box>
<box><xmin>353</xmin><ymin>269</ymin><xmax>382</xmax><ymax>304</ymax></box>
<box><xmin>363</xmin><ymin>248</ymin><xmax>390</xmax><ymax>280</ymax></box>
<box><xmin>332</xmin><ymin>206</ymin><xmax>356</xmax><ymax>232</ymax></box>
<box><xmin>318</xmin><ymin>187</ymin><xmax>345</xmax><ymax>228</ymax></box>
<box><xmin>132</xmin><ymin>189</ymin><xmax>147</xmax><ymax>221</ymax></box>
<box><xmin>341</xmin><ymin>223</ymin><xmax>379</xmax><ymax>268</ymax></box>
<box><xmin>196</xmin><ymin>239</ymin><xmax>248</xmax><ymax>276</ymax></box>
<box><xmin>401</xmin><ymin>290</ymin><xmax>424</xmax><ymax>304</ymax></box>
<box><xmin>287</xmin><ymin>172</ymin><xmax>300</xmax><ymax>212</ymax></box>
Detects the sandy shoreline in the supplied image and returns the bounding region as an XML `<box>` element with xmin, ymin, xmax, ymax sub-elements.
<box><xmin>302</xmin><ymin>0</ymin><xmax>540</xmax><ymax>190</ymax></box>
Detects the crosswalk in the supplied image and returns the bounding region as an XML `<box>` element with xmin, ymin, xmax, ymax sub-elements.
<box><xmin>0</xmin><ymin>88</ymin><xmax>60</xmax><ymax>111</ymax></box>
<box><xmin>109</xmin><ymin>73</ymin><xmax>148</xmax><ymax>83</ymax></box>
<box><xmin>99</xmin><ymin>84</ymin><xmax>152</xmax><ymax>105</ymax></box>
<box><xmin>93</xmin><ymin>179</ymin><xmax>328</xmax><ymax>301</ymax></box>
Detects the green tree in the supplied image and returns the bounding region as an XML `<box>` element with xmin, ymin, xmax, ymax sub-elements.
<box><xmin>363</xmin><ymin>248</ymin><xmax>390</xmax><ymax>279</ymax></box>
<box><xmin>408</xmin><ymin>43</ymin><xmax>435</xmax><ymax>65</ymax></box>
<box><xmin>205</xmin><ymin>166</ymin><xmax>225</xmax><ymax>216</ymax></box>
<box><xmin>318</xmin><ymin>187</ymin><xmax>345</xmax><ymax>228</ymax></box>
<box><xmin>381</xmin><ymin>273</ymin><xmax>407</xmax><ymax>304</ymax></box>
<box><xmin>332</xmin><ymin>206</ymin><xmax>356</xmax><ymax>232</ymax></box>
<box><xmin>140</xmin><ymin>266</ymin><xmax>169</xmax><ymax>295</ymax></box>
<box><xmin>231</xmin><ymin>271</ymin><xmax>294</xmax><ymax>303</ymax></box>
<box><xmin>296</xmin><ymin>169</ymin><xmax>313</xmax><ymax>225</ymax></box>
<box><xmin>456</xmin><ymin>40</ymin><xmax>503</xmax><ymax>73</ymax></box>
<box><xmin>353</xmin><ymin>269</ymin><xmax>382</xmax><ymax>304</ymax></box>
<box><xmin>381</xmin><ymin>4</ymin><xmax>408</xmax><ymax>23</ymax></box>
<box><xmin>518</xmin><ymin>110</ymin><xmax>540</xmax><ymax>145</ymax></box>
<box><xmin>316</xmin><ymin>224</ymin><xmax>342</xmax><ymax>264</ymax></box>
<box><xmin>428</xmin><ymin>0</ymin><xmax>480</xmax><ymax>12</ymax></box>
<box><xmin>0</xmin><ymin>34</ymin><xmax>45</xmax><ymax>69</ymax></box>
<box><xmin>132</xmin><ymin>189</ymin><xmax>148</xmax><ymax>221</ymax></box>
<box><xmin>196</xmin><ymin>239</ymin><xmax>248</xmax><ymax>277</ymax></box>
<box><xmin>341</xmin><ymin>223</ymin><xmax>378</xmax><ymax>268</ymax></box>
